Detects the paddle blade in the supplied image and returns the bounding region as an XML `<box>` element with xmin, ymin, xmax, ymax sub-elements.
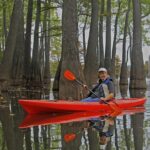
<box><xmin>64</xmin><ymin>70</ymin><xmax>76</xmax><ymax>81</ymax></box>
<box><xmin>64</xmin><ymin>133</ymin><xmax>76</xmax><ymax>142</ymax></box>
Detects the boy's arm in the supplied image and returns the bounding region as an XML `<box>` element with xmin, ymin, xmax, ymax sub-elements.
<box><xmin>101</xmin><ymin>81</ymin><xmax>115</xmax><ymax>101</ymax></box>
<box><xmin>101</xmin><ymin>93</ymin><xmax>114</xmax><ymax>101</ymax></box>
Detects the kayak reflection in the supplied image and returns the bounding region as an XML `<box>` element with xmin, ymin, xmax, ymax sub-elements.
<box><xmin>19</xmin><ymin>107</ymin><xmax>145</xmax><ymax>129</ymax></box>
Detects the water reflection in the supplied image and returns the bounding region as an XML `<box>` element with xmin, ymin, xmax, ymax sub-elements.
<box><xmin>0</xmin><ymin>88</ymin><xmax>149</xmax><ymax>150</ymax></box>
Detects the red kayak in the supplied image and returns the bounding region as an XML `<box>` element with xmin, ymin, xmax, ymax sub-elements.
<box><xmin>19</xmin><ymin>107</ymin><xmax>145</xmax><ymax>128</ymax></box>
<box><xmin>19</xmin><ymin>98</ymin><xmax>146</xmax><ymax>114</ymax></box>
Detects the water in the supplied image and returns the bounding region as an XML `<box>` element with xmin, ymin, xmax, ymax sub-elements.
<box><xmin>0</xmin><ymin>86</ymin><xmax>150</xmax><ymax>150</ymax></box>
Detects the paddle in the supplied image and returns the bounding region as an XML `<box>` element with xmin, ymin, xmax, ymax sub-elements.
<box><xmin>64</xmin><ymin>70</ymin><xmax>121</xmax><ymax>111</ymax></box>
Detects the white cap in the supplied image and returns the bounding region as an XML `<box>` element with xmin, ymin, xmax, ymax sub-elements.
<box><xmin>98</xmin><ymin>67</ymin><xmax>107</xmax><ymax>72</ymax></box>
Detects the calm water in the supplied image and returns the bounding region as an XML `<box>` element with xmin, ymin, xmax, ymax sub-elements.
<box><xmin>0</xmin><ymin>85</ymin><xmax>150</xmax><ymax>150</ymax></box>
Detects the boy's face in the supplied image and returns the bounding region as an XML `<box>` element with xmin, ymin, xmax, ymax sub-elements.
<box><xmin>99</xmin><ymin>71</ymin><xmax>108</xmax><ymax>81</ymax></box>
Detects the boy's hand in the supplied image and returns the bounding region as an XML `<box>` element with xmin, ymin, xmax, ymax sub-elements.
<box><xmin>101</xmin><ymin>97</ymin><xmax>107</xmax><ymax>101</ymax></box>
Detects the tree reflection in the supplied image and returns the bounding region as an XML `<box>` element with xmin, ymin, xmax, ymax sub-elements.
<box><xmin>130</xmin><ymin>89</ymin><xmax>145</xmax><ymax>150</ymax></box>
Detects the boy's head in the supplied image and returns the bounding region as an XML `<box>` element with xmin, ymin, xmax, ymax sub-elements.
<box><xmin>98</xmin><ymin>68</ymin><xmax>108</xmax><ymax>81</ymax></box>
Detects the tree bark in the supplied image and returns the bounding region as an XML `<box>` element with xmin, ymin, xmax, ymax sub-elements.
<box><xmin>0</xmin><ymin>0</ymin><xmax>23</xmax><ymax>80</ymax></box>
<box><xmin>82</xmin><ymin>14</ymin><xmax>88</xmax><ymax>62</ymax></box>
<box><xmin>105</xmin><ymin>0</ymin><xmax>111</xmax><ymax>73</ymax></box>
<box><xmin>61</xmin><ymin>124</ymin><xmax>82</xmax><ymax>150</ymax></box>
<box><xmin>84</xmin><ymin>0</ymin><xmax>99</xmax><ymax>87</ymax></box>
<box><xmin>11</xmin><ymin>8</ymin><xmax>24</xmax><ymax>81</ymax></box>
<box><xmin>30</xmin><ymin>0</ymin><xmax>41</xmax><ymax>82</ymax></box>
<box><xmin>120</xmin><ymin>0</ymin><xmax>131</xmax><ymax>86</ymax></box>
<box><xmin>131</xmin><ymin>113</ymin><xmax>144</xmax><ymax>150</ymax></box>
<box><xmin>0</xmin><ymin>106</ymin><xmax>24</xmax><ymax>150</ymax></box>
<box><xmin>44</xmin><ymin>0</ymin><xmax>51</xmax><ymax>86</ymax></box>
<box><xmin>111</xmin><ymin>0</ymin><xmax>121</xmax><ymax>80</ymax></box>
<box><xmin>88</xmin><ymin>128</ymin><xmax>99</xmax><ymax>150</ymax></box>
<box><xmin>129</xmin><ymin>0</ymin><xmax>146</xmax><ymax>89</ymax></box>
<box><xmin>99</xmin><ymin>0</ymin><xmax>105</xmax><ymax>68</ymax></box>
<box><xmin>59</xmin><ymin>0</ymin><xmax>84</xmax><ymax>100</ymax></box>
<box><xmin>123</xmin><ymin>116</ymin><xmax>131</xmax><ymax>150</ymax></box>
<box><xmin>53</xmin><ymin>59</ymin><xmax>62</xmax><ymax>99</ymax></box>
<box><xmin>33</xmin><ymin>127</ymin><xmax>40</xmax><ymax>150</ymax></box>
<box><xmin>2</xmin><ymin>0</ymin><xmax>7</xmax><ymax>39</ymax></box>
<box><xmin>24</xmin><ymin>0</ymin><xmax>33</xmax><ymax>80</ymax></box>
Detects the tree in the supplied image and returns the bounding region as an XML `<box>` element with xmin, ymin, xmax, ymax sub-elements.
<box><xmin>129</xmin><ymin>0</ymin><xmax>146</xmax><ymax>89</ymax></box>
<box><xmin>43</xmin><ymin>0</ymin><xmax>51</xmax><ymax>86</ymax></box>
<box><xmin>24</xmin><ymin>0</ymin><xmax>33</xmax><ymax>80</ymax></box>
<box><xmin>104</xmin><ymin>0</ymin><xmax>111</xmax><ymax>73</ymax></box>
<box><xmin>120</xmin><ymin>0</ymin><xmax>131</xmax><ymax>86</ymax></box>
<box><xmin>11</xmin><ymin>9</ymin><xmax>24</xmax><ymax>81</ymax></box>
<box><xmin>111</xmin><ymin>0</ymin><xmax>121</xmax><ymax>80</ymax></box>
<box><xmin>99</xmin><ymin>0</ymin><xmax>105</xmax><ymax>68</ymax></box>
<box><xmin>59</xmin><ymin>0</ymin><xmax>84</xmax><ymax>100</ymax></box>
<box><xmin>84</xmin><ymin>0</ymin><xmax>99</xmax><ymax>87</ymax></box>
<box><xmin>0</xmin><ymin>0</ymin><xmax>23</xmax><ymax>80</ymax></box>
<box><xmin>30</xmin><ymin>0</ymin><xmax>41</xmax><ymax>82</ymax></box>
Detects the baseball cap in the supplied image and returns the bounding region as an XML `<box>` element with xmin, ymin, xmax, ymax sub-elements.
<box><xmin>98</xmin><ymin>67</ymin><xmax>107</xmax><ymax>72</ymax></box>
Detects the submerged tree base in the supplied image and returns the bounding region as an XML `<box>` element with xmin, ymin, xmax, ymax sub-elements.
<box><xmin>129</xmin><ymin>79</ymin><xmax>146</xmax><ymax>90</ymax></box>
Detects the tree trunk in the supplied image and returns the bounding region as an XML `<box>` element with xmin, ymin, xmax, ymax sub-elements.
<box><xmin>44</xmin><ymin>0</ymin><xmax>51</xmax><ymax>86</ymax></box>
<box><xmin>39</xmin><ymin>31</ymin><xmax>45</xmax><ymax>82</ymax></box>
<box><xmin>53</xmin><ymin>59</ymin><xmax>61</xmax><ymax>99</ymax></box>
<box><xmin>82</xmin><ymin>14</ymin><xmax>88</xmax><ymax>62</ymax></box>
<box><xmin>11</xmin><ymin>8</ymin><xmax>24</xmax><ymax>82</ymax></box>
<box><xmin>24</xmin><ymin>0</ymin><xmax>33</xmax><ymax>80</ymax></box>
<box><xmin>0</xmin><ymin>0</ymin><xmax>23</xmax><ymax>80</ymax></box>
<box><xmin>2</xmin><ymin>0</ymin><xmax>7</xmax><ymax>39</ymax></box>
<box><xmin>88</xmin><ymin>128</ymin><xmax>99</xmax><ymax>150</ymax></box>
<box><xmin>129</xmin><ymin>0</ymin><xmax>146</xmax><ymax>89</ymax></box>
<box><xmin>99</xmin><ymin>0</ymin><xmax>105</xmax><ymax>68</ymax></box>
<box><xmin>84</xmin><ymin>0</ymin><xmax>99</xmax><ymax>87</ymax></box>
<box><xmin>120</xmin><ymin>0</ymin><xmax>130</xmax><ymax>86</ymax></box>
<box><xmin>59</xmin><ymin>0</ymin><xmax>84</xmax><ymax>100</ymax></box>
<box><xmin>130</xmin><ymin>89</ymin><xmax>145</xmax><ymax>149</ymax></box>
<box><xmin>61</xmin><ymin>124</ymin><xmax>82</xmax><ymax>150</ymax></box>
<box><xmin>25</xmin><ymin>129</ymin><xmax>32</xmax><ymax>150</ymax></box>
<box><xmin>131</xmin><ymin>113</ymin><xmax>144</xmax><ymax>150</ymax></box>
<box><xmin>105</xmin><ymin>0</ymin><xmax>111</xmax><ymax>73</ymax></box>
<box><xmin>0</xmin><ymin>106</ymin><xmax>23</xmax><ymax>150</ymax></box>
<box><xmin>123</xmin><ymin>116</ymin><xmax>131</xmax><ymax>150</ymax></box>
<box><xmin>33</xmin><ymin>127</ymin><xmax>40</xmax><ymax>150</ymax></box>
<box><xmin>30</xmin><ymin>0</ymin><xmax>41</xmax><ymax>83</ymax></box>
<box><xmin>111</xmin><ymin>0</ymin><xmax>121</xmax><ymax>80</ymax></box>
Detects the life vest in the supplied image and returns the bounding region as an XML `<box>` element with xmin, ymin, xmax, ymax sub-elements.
<box><xmin>88</xmin><ymin>77</ymin><xmax>113</xmax><ymax>98</ymax></box>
